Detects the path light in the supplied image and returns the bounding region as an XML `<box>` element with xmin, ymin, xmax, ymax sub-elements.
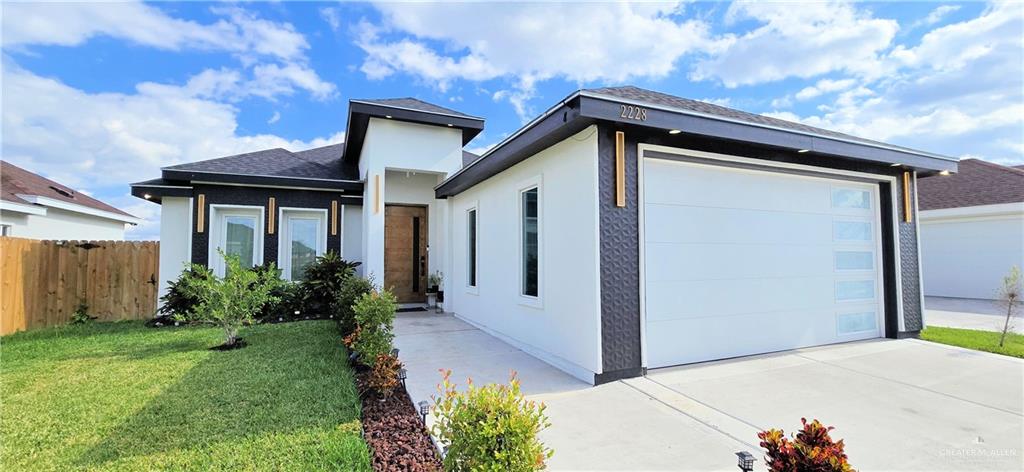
<box><xmin>418</xmin><ymin>401</ymin><xmax>429</xmax><ymax>423</ymax></box>
<box><xmin>735</xmin><ymin>451</ymin><xmax>756</xmax><ymax>472</ymax></box>
<box><xmin>398</xmin><ymin>368</ymin><xmax>407</xmax><ymax>389</ymax></box>
<box><xmin>391</xmin><ymin>348</ymin><xmax>400</xmax><ymax>357</ymax></box>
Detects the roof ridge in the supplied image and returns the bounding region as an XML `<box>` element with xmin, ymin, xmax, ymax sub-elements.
<box><xmin>965</xmin><ymin>158</ymin><xmax>1024</xmax><ymax>176</ymax></box>
<box><xmin>290</xmin><ymin>143</ymin><xmax>343</xmax><ymax>172</ymax></box>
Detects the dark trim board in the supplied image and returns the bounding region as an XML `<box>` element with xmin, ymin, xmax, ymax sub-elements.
<box><xmin>594</xmin><ymin>367</ymin><xmax>645</xmax><ymax>385</ymax></box>
<box><xmin>162</xmin><ymin>169</ymin><xmax>364</xmax><ymax>193</ymax></box>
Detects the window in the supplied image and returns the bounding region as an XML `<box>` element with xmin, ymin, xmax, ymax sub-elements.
<box><xmin>831</xmin><ymin>188</ymin><xmax>871</xmax><ymax>209</ymax></box>
<box><xmin>837</xmin><ymin>311</ymin><xmax>877</xmax><ymax>335</ymax></box>
<box><xmin>209</xmin><ymin>206</ymin><xmax>264</xmax><ymax>277</ymax></box>
<box><xmin>521</xmin><ymin>187</ymin><xmax>539</xmax><ymax>298</ymax></box>
<box><xmin>835</xmin><ymin>280</ymin><xmax>875</xmax><ymax>301</ymax></box>
<box><xmin>834</xmin><ymin>251</ymin><xmax>874</xmax><ymax>271</ymax></box>
<box><xmin>279</xmin><ymin>209</ymin><xmax>327</xmax><ymax>281</ymax></box>
<box><xmin>0</xmin><ymin>224</ymin><xmax>10</xmax><ymax>236</ymax></box>
<box><xmin>467</xmin><ymin>208</ymin><xmax>477</xmax><ymax>288</ymax></box>
<box><xmin>833</xmin><ymin>221</ymin><xmax>872</xmax><ymax>242</ymax></box>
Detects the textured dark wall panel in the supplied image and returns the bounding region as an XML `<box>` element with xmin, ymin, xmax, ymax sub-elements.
<box><xmin>897</xmin><ymin>174</ymin><xmax>923</xmax><ymax>332</ymax></box>
<box><xmin>597</xmin><ymin>127</ymin><xmax>642</xmax><ymax>373</ymax></box>
<box><xmin>190</xmin><ymin>184</ymin><xmax>346</xmax><ymax>268</ymax></box>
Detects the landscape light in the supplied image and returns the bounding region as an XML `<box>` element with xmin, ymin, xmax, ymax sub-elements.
<box><xmin>735</xmin><ymin>451</ymin><xmax>756</xmax><ymax>472</ymax></box>
<box><xmin>418</xmin><ymin>400</ymin><xmax>429</xmax><ymax>423</ymax></box>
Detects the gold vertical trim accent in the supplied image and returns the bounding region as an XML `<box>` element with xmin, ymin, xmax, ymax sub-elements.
<box><xmin>902</xmin><ymin>171</ymin><xmax>912</xmax><ymax>223</ymax></box>
<box><xmin>615</xmin><ymin>131</ymin><xmax>626</xmax><ymax>207</ymax></box>
<box><xmin>331</xmin><ymin>201</ymin><xmax>338</xmax><ymax>236</ymax></box>
<box><xmin>374</xmin><ymin>174</ymin><xmax>381</xmax><ymax>214</ymax></box>
<box><xmin>196</xmin><ymin>194</ymin><xmax>205</xmax><ymax>233</ymax></box>
<box><xmin>267</xmin><ymin>197</ymin><xmax>276</xmax><ymax>234</ymax></box>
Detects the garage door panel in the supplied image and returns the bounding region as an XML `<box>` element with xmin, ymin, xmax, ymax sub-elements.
<box><xmin>646</xmin><ymin>277</ymin><xmax>836</xmax><ymax>321</ymax></box>
<box><xmin>642</xmin><ymin>157</ymin><xmax>883</xmax><ymax>369</ymax></box>
<box><xmin>645</xmin><ymin>242</ymin><xmax>833</xmax><ymax>282</ymax></box>
<box><xmin>645</xmin><ymin>161</ymin><xmax>833</xmax><ymax>214</ymax></box>
<box><xmin>644</xmin><ymin>204</ymin><xmax>832</xmax><ymax>245</ymax></box>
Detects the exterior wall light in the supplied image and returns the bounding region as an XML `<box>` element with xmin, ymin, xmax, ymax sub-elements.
<box><xmin>939</xmin><ymin>170</ymin><xmax>951</xmax><ymax>176</ymax></box>
<box><xmin>735</xmin><ymin>451</ymin><xmax>756</xmax><ymax>471</ymax></box>
<box><xmin>447</xmin><ymin>123</ymin><xmax>454</xmax><ymax>127</ymax></box>
<box><xmin>668</xmin><ymin>129</ymin><xmax>682</xmax><ymax>134</ymax></box>
<box><xmin>891</xmin><ymin>163</ymin><xmax>902</xmax><ymax>167</ymax></box>
<box><xmin>143</xmin><ymin>194</ymin><xmax>152</xmax><ymax>199</ymax></box>
<box><xmin>418</xmin><ymin>400</ymin><xmax>429</xmax><ymax>423</ymax></box>
<box><xmin>385</xmin><ymin>115</ymin><xmax>392</xmax><ymax>119</ymax></box>
<box><xmin>797</xmin><ymin>149</ymin><xmax>810</xmax><ymax>153</ymax></box>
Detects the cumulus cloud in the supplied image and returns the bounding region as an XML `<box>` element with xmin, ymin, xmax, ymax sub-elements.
<box><xmin>794</xmin><ymin>79</ymin><xmax>857</xmax><ymax>101</ymax></box>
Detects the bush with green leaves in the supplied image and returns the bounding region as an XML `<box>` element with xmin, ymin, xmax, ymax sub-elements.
<box><xmin>177</xmin><ymin>250</ymin><xmax>285</xmax><ymax>347</ymax></box>
<box><xmin>350</xmin><ymin>289</ymin><xmax>398</xmax><ymax>366</ymax></box>
<box><xmin>334</xmin><ymin>275</ymin><xmax>375</xmax><ymax>334</ymax></box>
<box><xmin>299</xmin><ymin>251</ymin><xmax>360</xmax><ymax>316</ymax></box>
<box><xmin>758</xmin><ymin>418</ymin><xmax>854</xmax><ymax>472</ymax></box>
<box><xmin>432</xmin><ymin>370</ymin><xmax>553</xmax><ymax>471</ymax></box>
<box><xmin>158</xmin><ymin>265</ymin><xmax>213</xmax><ymax>318</ymax></box>
<box><xmin>70</xmin><ymin>302</ymin><xmax>92</xmax><ymax>324</ymax></box>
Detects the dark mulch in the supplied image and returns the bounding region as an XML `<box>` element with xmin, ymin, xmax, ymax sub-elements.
<box><xmin>209</xmin><ymin>338</ymin><xmax>247</xmax><ymax>351</ymax></box>
<box><xmin>357</xmin><ymin>372</ymin><xmax>442</xmax><ymax>472</ymax></box>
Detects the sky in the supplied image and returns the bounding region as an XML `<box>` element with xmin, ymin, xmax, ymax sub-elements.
<box><xmin>2</xmin><ymin>1</ymin><xmax>1022</xmax><ymax>240</ymax></box>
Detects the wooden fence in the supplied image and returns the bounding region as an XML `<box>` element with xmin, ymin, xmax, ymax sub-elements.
<box><xmin>1</xmin><ymin>237</ymin><xmax>159</xmax><ymax>335</ymax></box>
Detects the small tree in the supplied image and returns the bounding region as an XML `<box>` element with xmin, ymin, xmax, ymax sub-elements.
<box><xmin>758</xmin><ymin>418</ymin><xmax>854</xmax><ymax>472</ymax></box>
<box><xmin>179</xmin><ymin>250</ymin><xmax>283</xmax><ymax>347</ymax></box>
<box><xmin>350</xmin><ymin>289</ymin><xmax>398</xmax><ymax>366</ymax></box>
<box><xmin>432</xmin><ymin>370</ymin><xmax>553</xmax><ymax>471</ymax></box>
<box><xmin>998</xmin><ymin>266</ymin><xmax>1022</xmax><ymax>347</ymax></box>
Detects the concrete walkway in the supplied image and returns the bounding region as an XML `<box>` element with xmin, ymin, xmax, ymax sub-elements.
<box><xmin>396</xmin><ymin>312</ymin><xmax>1024</xmax><ymax>471</ymax></box>
<box><xmin>925</xmin><ymin>296</ymin><xmax>1023</xmax><ymax>333</ymax></box>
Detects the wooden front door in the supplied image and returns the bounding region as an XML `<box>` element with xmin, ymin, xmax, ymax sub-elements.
<box><xmin>384</xmin><ymin>205</ymin><xmax>428</xmax><ymax>303</ymax></box>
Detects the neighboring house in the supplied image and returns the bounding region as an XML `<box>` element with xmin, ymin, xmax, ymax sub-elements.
<box><xmin>133</xmin><ymin>86</ymin><xmax>956</xmax><ymax>384</ymax></box>
<box><xmin>1</xmin><ymin>161</ymin><xmax>140</xmax><ymax>240</ymax></box>
<box><xmin>918</xmin><ymin>159</ymin><xmax>1024</xmax><ymax>300</ymax></box>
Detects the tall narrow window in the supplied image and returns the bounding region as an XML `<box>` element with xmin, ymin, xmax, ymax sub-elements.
<box><xmin>224</xmin><ymin>215</ymin><xmax>257</xmax><ymax>268</ymax></box>
<box><xmin>467</xmin><ymin>208</ymin><xmax>478</xmax><ymax>287</ymax></box>
<box><xmin>279</xmin><ymin>209</ymin><xmax>327</xmax><ymax>281</ymax></box>
<box><xmin>521</xmin><ymin>187</ymin><xmax>539</xmax><ymax>297</ymax></box>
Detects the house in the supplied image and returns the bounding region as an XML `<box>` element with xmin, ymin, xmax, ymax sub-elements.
<box><xmin>1</xmin><ymin>160</ymin><xmax>140</xmax><ymax>240</ymax></box>
<box><xmin>133</xmin><ymin>86</ymin><xmax>956</xmax><ymax>384</ymax></box>
<box><xmin>918</xmin><ymin>159</ymin><xmax>1024</xmax><ymax>300</ymax></box>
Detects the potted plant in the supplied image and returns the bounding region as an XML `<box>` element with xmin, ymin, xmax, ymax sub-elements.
<box><xmin>428</xmin><ymin>271</ymin><xmax>444</xmax><ymax>312</ymax></box>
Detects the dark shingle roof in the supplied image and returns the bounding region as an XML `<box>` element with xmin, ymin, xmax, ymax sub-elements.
<box><xmin>584</xmin><ymin>85</ymin><xmax>923</xmax><ymax>154</ymax></box>
<box><xmin>918</xmin><ymin>159</ymin><xmax>1024</xmax><ymax>210</ymax></box>
<box><xmin>354</xmin><ymin>97</ymin><xmax>480</xmax><ymax>119</ymax></box>
<box><xmin>462</xmin><ymin>151</ymin><xmax>479</xmax><ymax>168</ymax></box>
<box><xmin>1</xmin><ymin>160</ymin><xmax>134</xmax><ymax>217</ymax></box>
<box><xmin>164</xmin><ymin>143</ymin><xmax>350</xmax><ymax>180</ymax></box>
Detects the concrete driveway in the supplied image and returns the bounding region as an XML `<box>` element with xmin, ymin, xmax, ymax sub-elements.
<box><xmin>396</xmin><ymin>312</ymin><xmax>1024</xmax><ymax>471</ymax></box>
<box><xmin>925</xmin><ymin>296</ymin><xmax>1024</xmax><ymax>334</ymax></box>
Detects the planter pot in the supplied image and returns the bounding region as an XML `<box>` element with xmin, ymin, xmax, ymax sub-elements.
<box><xmin>427</xmin><ymin>293</ymin><xmax>437</xmax><ymax>308</ymax></box>
<box><xmin>436</xmin><ymin>291</ymin><xmax>444</xmax><ymax>303</ymax></box>
<box><xmin>427</xmin><ymin>285</ymin><xmax>439</xmax><ymax>294</ymax></box>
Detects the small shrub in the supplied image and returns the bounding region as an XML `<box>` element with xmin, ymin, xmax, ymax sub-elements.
<box><xmin>350</xmin><ymin>289</ymin><xmax>398</xmax><ymax>366</ymax></box>
<box><xmin>70</xmin><ymin>302</ymin><xmax>92</xmax><ymax>324</ymax></box>
<box><xmin>300</xmin><ymin>251</ymin><xmax>360</xmax><ymax>316</ymax></box>
<box><xmin>158</xmin><ymin>265</ymin><xmax>213</xmax><ymax>318</ymax></box>
<box><xmin>177</xmin><ymin>250</ymin><xmax>284</xmax><ymax>347</ymax></box>
<box><xmin>368</xmin><ymin>353</ymin><xmax>403</xmax><ymax>398</ymax></box>
<box><xmin>998</xmin><ymin>265</ymin><xmax>1021</xmax><ymax>347</ymax></box>
<box><xmin>259</xmin><ymin>280</ymin><xmax>306</xmax><ymax>321</ymax></box>
<box><xmin>758</xmin><ymin>418</ymin><xmax>854</xmax><ymax>472</ymax></box>
<box><xmin>432</xmin><ymin>370</ymin><xmax>553</xmax><ymax>472</ymax></box>
<box><xmin>334</xmin><ymin>275</ymin><xmax>375</xmax><ymax>334</ymax></box>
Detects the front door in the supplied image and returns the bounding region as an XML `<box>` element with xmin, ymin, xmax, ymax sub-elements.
<box><xmin>384</xmin><ymin>205</ymin><xmax>428</xmax><ymax>303</ymax></box>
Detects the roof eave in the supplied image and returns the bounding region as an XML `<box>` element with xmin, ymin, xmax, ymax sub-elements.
<box><xmin>160</xmin><ymin>169</ymin><xmax>364</xmax><ymax>192</ymax></box>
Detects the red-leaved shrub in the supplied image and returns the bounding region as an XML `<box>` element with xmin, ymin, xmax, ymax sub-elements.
<box><xmin>758</xmin><ymin>418</ymin><xmax>855</xmax><ymax>472</ymax></box>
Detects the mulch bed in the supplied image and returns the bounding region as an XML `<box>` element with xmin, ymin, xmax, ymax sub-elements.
<box><xmin>356</xmin><ymin>371</ymin><xmax>443</xmax><ymax>471</ymax></box>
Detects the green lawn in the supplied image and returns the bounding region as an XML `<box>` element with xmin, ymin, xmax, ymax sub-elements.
<box><xmin>1</xmin><ymin>320</ymin><xmax>371</xmax><ymax>471</ymax></box>
<box><xmin>921</xmin><ymin>326</ymin><xmax>1024</xmax><ymax>359</ymax></box>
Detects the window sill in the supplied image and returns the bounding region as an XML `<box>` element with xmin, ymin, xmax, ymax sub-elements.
<box><xmin>465</xmin><ymin>285</ymin><xmax>479</xmax><ymax>296</ymax></box>
<box><xmin>518</xmin><ymin>295</ymin><xmax>543</xmax><ymax>310</ymax></box>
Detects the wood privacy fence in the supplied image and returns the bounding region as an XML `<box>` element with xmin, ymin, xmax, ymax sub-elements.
<box><xmin>1</xmin><ymin>237</ymin><xmax>159</xmax><ymax>335</ymax></box>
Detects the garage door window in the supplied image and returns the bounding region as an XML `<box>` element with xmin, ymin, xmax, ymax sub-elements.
<box><xmin>835</xmin><ymin>251</ymin><xmax>874</xmax><ymax>271</ymax></box>
<box><xmin>833</xmin><ymin>221</ymin><xmax>872</xmax><ymax>242</ymax></box>
<box><xmin>831</xmin><ymin>188</ymin><xmax>871</xmax><ymax>209</ymax></box>
<box><xmin>836</xmin><ymin>280</ymin><xmax>875</xmax><ymax>301</ymax></box>
<box><xmin>837</xmin><ymin>311</ymin><xmax>877</xmax><ymax>335</ymax></box>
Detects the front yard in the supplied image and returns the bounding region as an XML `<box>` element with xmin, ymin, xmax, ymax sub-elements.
<box><xmin>921</xmin><ymin>325</ymin><xmax>1024</xmax><ymax>358</ymax></box>
<box><xmin>1</xmin><ymin>320</ymin><xmax>371</xmax><ymax>471</ymax></box>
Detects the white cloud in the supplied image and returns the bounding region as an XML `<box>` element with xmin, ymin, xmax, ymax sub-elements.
<box><xmin>2</xmin><ymin>2</ymin><xmax>308</xmax><ymax>62</ymax></box>
<box><xmin>268</xmin><ymin>111</ymin><xmax>281</xmax><ymax>124</ymax></box>
<box><xmin>1</xmin><ymin>65</ymin><xmax>345</xmax><ymax>240</ymax></box>
<box><xmin>692</xmin><ymin>2</ymin><xmax>898</xmax><ymax>87</ymax></box>
<box><xmin>794</xmin><ymin>78</ymin><xmax>857</xmax><ymax>101</ymax></box>
<box><xmin>320</xmin><ymin>7</ymin><xmax>342</xmax><ymax>33</ymax></box>
<box><xmin>910</xmin><ymin>4</ymin><xmax>961</xmax><ymax>29</ymax></box>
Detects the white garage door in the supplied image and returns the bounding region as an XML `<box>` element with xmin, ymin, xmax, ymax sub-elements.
<box><xmin>642</xmin><ymin>157</ymin><xmax>885</xmax><ymax>368</ymax></box>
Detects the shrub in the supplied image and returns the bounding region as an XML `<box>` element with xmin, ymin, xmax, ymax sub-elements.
<box><xmin>300</xmin><ymin>251</ymin><xmax>360</xmax><ymax>316</ymax></box>
<box><xmin>70</xmin><ymin>302</ymin><xmax>92</xmax><ymax>324</ymax></box>
<box><xmin>758</xmin><ymin>418</ymin><xmax>854</xmax><ymax>472</ymax></box>
<box><xmin>259</xmin><ymin>280</ymin><xmax>306</xmax><ymax>322</ymax></box>
<box><xmin>432</xmin><ymin>370</ymin><xmax>553</xmax><ymax>472</ymax></box>
<box><xmin>158</xmin><ymin>265</ymin><xmax>213</xmax><ymax>318</ymax></box>
<box><xmin>368</xmin><ymin>353</ymin><xmax>403</xmax><ymax>398</ymax></box>
<box><xmin>334</xmin><ymin>275</ymin><xmax>375</xmax><ymax>334</ymax></box>
<box><xmin>350</xmin><ymin>289</ymin><xmax>398</xmax><ymax>366</ymax></box>
<box><xmin>177</xmin><ymin>250</ymin><xmax>284</xmax><ymax>347</ymax></box>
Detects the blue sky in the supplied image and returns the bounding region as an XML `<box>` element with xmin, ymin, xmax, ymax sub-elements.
<box><xmin>2</xmin><ymin>1</ymin><xmax>1021</xmax><ymax>239</ymax></box>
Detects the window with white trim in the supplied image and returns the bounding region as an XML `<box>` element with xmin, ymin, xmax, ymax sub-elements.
<box><xmin>279</xmin><ymin>209</ymin><xmax>327</xmax><ymax>281</ymax></box>
<box><xmin>520</xmin><ymin>186</ymin><xmax>539</xmax><ymax>298</ymax></box>
<box><xmin>210</xmin><ymin>206</ymin><xmax>264</xmax><ymax>276</ymax></box>
<box><xmin>467</xmin><ymin>207</ymin><xmax>478</xmax><ymax>288</ymax></box>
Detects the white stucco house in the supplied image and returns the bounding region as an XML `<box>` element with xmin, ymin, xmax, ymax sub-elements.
<box><xmin>918</xmin><ymin>159</ymin><xmax>1024</xmax><ymax>300</ymax></box>
<box><xmin>1</xmin><ymin>160</ymin><xmax>140</xmax><ymax>240</ymax></box>
<box><xmin>133</xmin><ymin>86</ymin><xmax>956</xmax><ymax>384</ymax></box>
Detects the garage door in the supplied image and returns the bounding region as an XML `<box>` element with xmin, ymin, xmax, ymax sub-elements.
<box><xmin>642</xmin><ymin>157</ymin><xmax>885</xmax><ymax>368</ymax></box>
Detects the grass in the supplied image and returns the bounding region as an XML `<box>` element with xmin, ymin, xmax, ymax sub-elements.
<box><xmin>1</xmin><ymin>320</ymin><xmax>372</xmax><ymax>471</ymax></box>
<box><xmin>920</xmin><ymin>325</ymin><xmax>1024</xmax><ymax>359</ymax></box>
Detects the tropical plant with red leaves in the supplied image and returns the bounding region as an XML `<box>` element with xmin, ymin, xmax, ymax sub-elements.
<box><xmin>758</xmin><ymin>418</ymin><xmax>855</xmax><ymax>472</ymax></box>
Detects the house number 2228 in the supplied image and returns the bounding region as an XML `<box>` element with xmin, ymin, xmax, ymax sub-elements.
<box><xmin>620</xmin><ymin>104</ymin><xmax>648</xmax><ymax>121</ymax></box>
